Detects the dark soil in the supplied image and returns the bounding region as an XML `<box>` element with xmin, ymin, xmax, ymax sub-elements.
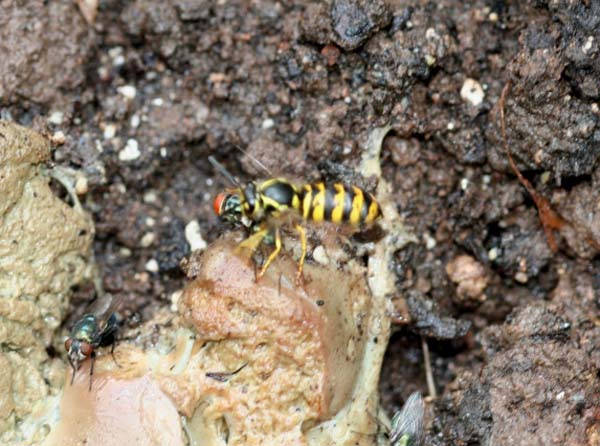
<box><xmin>1</xmin><ymin>0</ymin><xmax>599</xmax><ymax>444</ymax></box>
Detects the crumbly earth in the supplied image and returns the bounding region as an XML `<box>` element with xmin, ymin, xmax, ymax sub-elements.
<box><xmin>1</xmin><ymin>0</ymin><xmax>599</xmax><ymax>444</ymax></box>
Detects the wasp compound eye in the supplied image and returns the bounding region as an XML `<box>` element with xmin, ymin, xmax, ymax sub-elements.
<box><xmin>65</xmin><ymin>338</ymin><xmax>73</xmax><ymax>352</ymax></box>
<box><xmin>213</xmin><ymin>192</ymin><xmax>229</xmax><ymax>216</ymax></box>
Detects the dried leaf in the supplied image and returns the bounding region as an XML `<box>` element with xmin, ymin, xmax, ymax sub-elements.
<box><xmin>75</xmin><ymin>0</ymin><xmax>98</xmax><ymax>26</ymax></box>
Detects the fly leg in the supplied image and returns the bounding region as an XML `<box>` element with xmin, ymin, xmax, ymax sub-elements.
<box><xmin>110</xmin><ymin>341</ymin><xmax>122</xmax><ymax>368</ymax></box>
<box><xmin>294</xmin><ymin>224</ymin><xmax>307</xmax><ymax>284</ymax></box>
<box><xmin>89</xmin><ymin>351</ymin><xmax>96</xmax><ymax>392</ymax></box>
<box><xmin>256</xmin><ymin>227</ymin><xmax>281</xmax><ymax>281</ymax></box>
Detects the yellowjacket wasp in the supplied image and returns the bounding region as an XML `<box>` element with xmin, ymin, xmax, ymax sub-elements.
<box><xmin>209</xmin><ymin>156</ymin><xmax>382</xmax><ymax>281</ymax></box>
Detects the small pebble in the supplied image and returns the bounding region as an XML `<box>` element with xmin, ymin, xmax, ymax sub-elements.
<box><xmin>103</xmin><ymin>124</ymin><xmax>117</xmax><ymax>139</ymax></box>
<box><xmin>424</xmin><ymin>54</ymin><xmax>436</xmax><ymax>66</ymax></box>
<box><xmin>51</xmin><ymin>131</ymin><xmax>66</xmax><ymax>145</ymax></box>
<box><xmin>119</xmin><ymin>139</ymin><xmax>140</xmax><ymax>161</ymax></box>
<box><xmin>119</xmin><ymin>247</ymin><xmax>132</xmax><ymax>258</ymax></box>
<box><xmin>108</xmin><ymin>46</ymin><xmax>122</xmax><ymax>59</ymax></box>
<box><xmin>583</xmin><ymin>36</ymin><xmax>594</xmax><ymax>54</ymax></box>
<box><xmin>170</xmin><ymin>290</ymin><xmax>183</xmax><ymax>312</ymax></box>
<box><xmin>460</xmin><ymin>78</ymin><xmax>485</xmax><ymax>107</ymax></box>
<box><xmin>425</xmin><ymin>28</ymin><xmax>438</xmax><ymax>39</ymax></box>
<box><xmin>75</xmin><ymin>176</ymin><xmax>88</xmax><ymax>195</ymax></box>
<box><xmin>312</xmin><ymin>245</ymin><xmax>329</xmax><ymax>265</ymax></box>
<box><xmin>185</xmin><ymin>220</ymin><xmax>207</xmax><ymax>251</ymax></box>
<box><xmin>140</xmin><ymin>232</ymin><xmax>156</xmax><ymax>248</ymax></box>
<box><xmin>152</xmin><ymin>98</ymin><xmax>164</xmax><ymax>106</ymax></box>
<box><xmin>117</xmin><ymin>85</ymin><xmax>137</xmax><ymax>100</ymax></box>
<box><xmin>145</xmin><ymin>259</ymin><xmax>159</xmax><ymax>273</ymax></box>
<box><xmin>262</xmin><ymin>118</ymin><xmax>275</xmax><ymax>129</ymax></box>
<box><xmin>423</xmin><ymin>233</ymin><xmax>437</xmax><ymax>250</ymax></box>
<box><xmin>446</xmin><ymin>255</ymin><xmax>489</xmax><ymax>301</ymax></box>
<box><xmin>514</xmin><ymin>272</ymin><xmax>528</xmax><ymax>283</ymax></box>
<box><xmin>48</xmin><ymin>111</ymin><xmax>64</xmax><ymax>125</ymax></box>
<box><xmin>130</xmin><ymin>114</ymin><xmax>140</xmax><ymax>129</ymax></box>
<box><xmin>143</xmin><ymin>191</ymin><xmax>158</xmax><ymax>204</ymax></box>
<box><xmin>113</xmin><ymin>55</ymin><xmax>125</xmax><ymax>66</ymax></box>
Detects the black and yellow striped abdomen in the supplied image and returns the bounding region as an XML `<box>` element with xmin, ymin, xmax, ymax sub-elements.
<box><xmin>300</xmin><ymin>182</ymin><xmax>381</xmax><ymax>226</ymax></box>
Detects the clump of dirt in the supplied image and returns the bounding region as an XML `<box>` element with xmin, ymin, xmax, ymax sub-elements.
<box><xmin>0</xmin><ymin>1</ymin><xmax>94</xmax><ymax>108</ymax></box>
<box><xmin>301</xmin><ymin>0</ymin><xmax>392</xmax><ymax>51</ymax></box>
<box><xmin>435</xmin><ymin>264</ymin><xmax>600</xmax><ymax>445</ymax></box>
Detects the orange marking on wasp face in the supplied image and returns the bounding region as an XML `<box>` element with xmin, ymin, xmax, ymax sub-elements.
<box><xmin>213</xmin><ymin>193</ymin><xmax>229</xmax><ymax>216</ymax></box>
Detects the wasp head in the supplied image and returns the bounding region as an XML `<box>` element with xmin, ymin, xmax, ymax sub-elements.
<box><xmin>65</xmin><ymin>337</ymin><xmax>94</xmax><ymax>384</ymax></box>
<box><xmin>213</xmin><ymin>191</ymin><xmax>247</xmax><ymax>225</ymax></box>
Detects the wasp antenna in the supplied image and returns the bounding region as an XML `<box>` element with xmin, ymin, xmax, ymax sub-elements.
<box><xmin>208</xmin><ymin>156</ymin><xmax>241</xmax><ymax>187</ymax></box>
<box><xmin>232</xmin><ymin>144</ymin><xmax>273</xmax><ymax>176</ymax></box>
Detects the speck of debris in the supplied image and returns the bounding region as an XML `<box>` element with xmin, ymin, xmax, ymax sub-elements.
<box><xmin>140</xmin><ymin>232</ymin><xmax>156</xmax><ymax>248</ymax></box>
<box><xmin>75</xmin><ymin>176</ymin><xmax>88</xmax><ymax>195</ymax></box>
<box><xmin>143</xmin><ymin>191</ymin><xmax>158</xmax><ymax>204</ymax></box>
<box><xmin>262</xmin><ymin>118</ymin><xmax>275</xmax><ymax>129</ymax></box>
<box><xmin>48</xmin><ymin>111</ymin><xmax>64</xmax><ymax>125</ymax></box>
<box><xmin>145</xmin><ymin>258</ymin><xmax>159</xmax><ymax>273</ymax></box>
<box><xmin>423</xmin><ymin>233</ymin><xmax>436</xmax><ymax>250</ymax></box>
<box><xmin>460</xmin><ymin>78</ymin><xmax>485</xmax><ymax>107</ymax></box>
<box><xmin>312</xmin><ymin>245</ymin><xmax>330</xmax><ymax>265</ymax></box>
<box><xmin>50</xmin><ymin>131</ymin><xmax>66</xmax><ymax>145</ymax></box>
<box><xmin>119</xmin><ymin>139</ymin><xmax>140</xmax><ymax>161</ymax></box>
<box><xmin>185</xmin><ymin>220</ymin><xmax>207</xmax><ymax>252</ymax></box>
<box><xmin>103</xmin><ymin>123</ymin><xmax>117</xmax><ymax>139</ymax></box>
<box><xmin>130</xmin><ymin>114</ymin><xmax>140</xmax><ymax>128</ymax></box>
<box><xmin>117</xmin><ymin>85</ymin><xmax>137</xmax><ymax>100</ymax></box>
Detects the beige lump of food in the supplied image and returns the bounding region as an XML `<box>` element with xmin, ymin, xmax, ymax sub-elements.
<box><xmin>0</xmin><ymin>120</ymin><xmax>95</xmax><ymax>444</ymax></box>
<box><xmin>44</xmin><ymin>231</ymin><xmax>391</xmax><ymax>446</ymax></box>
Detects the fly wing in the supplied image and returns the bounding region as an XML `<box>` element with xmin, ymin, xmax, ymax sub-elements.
<box><xmin>390</xmin><ymin>392</ymin><xmax>424</xmax><ymax>446</ymax></box>
<box><xmin>86</xmin><ymin>292</ymin><xmax>122</xmax><ymax>321</ymax></box>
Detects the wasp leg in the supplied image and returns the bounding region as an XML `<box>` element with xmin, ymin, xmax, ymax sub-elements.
<box><xmin>256</xmin><ymin>227</ymin><xmax>281</xmax><ymax>281</ymax></box>
<box><xmin>294</xmin><ymin>224</ymin><xmax>307</xmax><ymax>284</ymax></box>
<box><xmin>89</xmin><ymin>351</ymin><xmax>96</xmax><ymax>392</ymax></box>
<box><xmin>237</xmin><ymin>226</ymin><xmax>269</xmax><ymax>253</ymax></box>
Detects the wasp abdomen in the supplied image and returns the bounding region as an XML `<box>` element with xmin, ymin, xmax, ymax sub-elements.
<box><xmin>301</xmin><ymin>182</ymin><xmax>381</xmax><ymax>226</ymax></box>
